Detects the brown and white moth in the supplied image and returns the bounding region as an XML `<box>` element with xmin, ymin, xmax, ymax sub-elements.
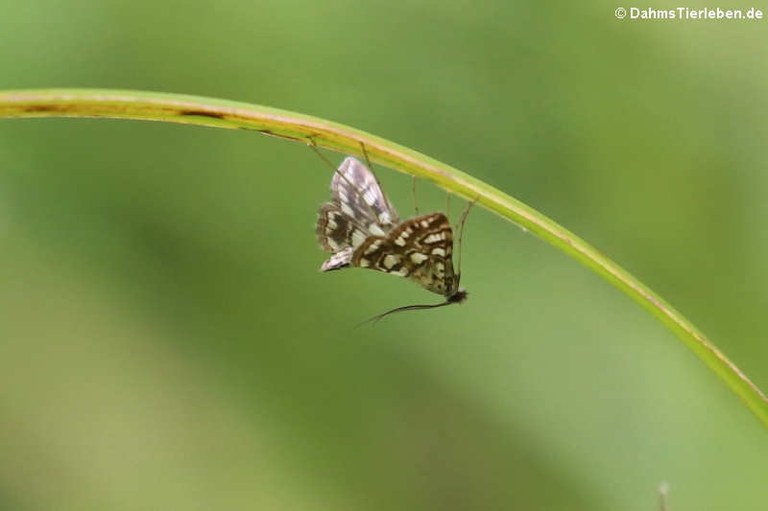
<box><xmin>316</xmin><ymin>156</ymin><xmax>468</xmax><ymax>317</ymax></box>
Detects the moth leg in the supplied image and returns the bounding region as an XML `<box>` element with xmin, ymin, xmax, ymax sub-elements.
<box><xmin>307</xmin><ymin>139</ymin><xmax>337</xmax><ymax>173</ymax></box>
<box><xmin>412</xmin><ymin>176</ymin><xmax>420</xmax><ymax>216</ymax></box>
<box><xmin>455</xmin><ymin>197</ymin><xmax>478</xmax><ymax>283</ymax></box>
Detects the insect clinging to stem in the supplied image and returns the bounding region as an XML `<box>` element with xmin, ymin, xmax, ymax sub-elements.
<box><xmin>313</xmin><ymin>145</ymin><xmax>475</xmax><ymax>321</ymax></box>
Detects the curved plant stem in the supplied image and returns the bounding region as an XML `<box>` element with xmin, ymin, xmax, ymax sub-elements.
<box><xmin>1</xmin><ymin>88</ymin><xmax>766</xmax><ymax>427</ymax></box>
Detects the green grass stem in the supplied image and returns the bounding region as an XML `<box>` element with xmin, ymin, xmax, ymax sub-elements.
<box><xmin>1</xmin><ymin>88</ymin><xmax>766</xmax><ymax>428</ymax></box>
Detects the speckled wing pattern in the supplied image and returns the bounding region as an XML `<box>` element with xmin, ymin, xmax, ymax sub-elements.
<box><xmin>316</xmin><ymin>157</ymin><xmax>400</xmax><ymax>271</ymax></box>
<box><xmin>316</xmin><ymin>158</ymin><xmax>460</xmax><ymax>298</ymax></box>
<box><xmin>351</xmin><ymin>212</ymin><xmax>459</xmax><ymax>297</ymax></box>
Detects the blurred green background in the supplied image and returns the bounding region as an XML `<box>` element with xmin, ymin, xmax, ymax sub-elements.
<box><xmin>1</xmin><ymin>1</ymin><xmax>767</xmax><ymax>510</ymax></box>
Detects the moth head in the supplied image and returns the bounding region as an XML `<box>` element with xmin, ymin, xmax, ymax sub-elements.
<box><xmin>447</xmin><ymin>287</ymin><xmax>468</xmax><ymax>304</ymax></box>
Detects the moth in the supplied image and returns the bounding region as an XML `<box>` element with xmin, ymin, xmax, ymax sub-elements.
<box><xmin>316</xmin><ymin>156</ymin><xmax>469</xmax><ymax>318</ymax></box>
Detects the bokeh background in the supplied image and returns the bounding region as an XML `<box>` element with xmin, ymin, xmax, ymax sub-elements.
<box><xmin>1</xmin><ymin>1</ymin><xmax>767</xmax><ymax>510</ymax></box>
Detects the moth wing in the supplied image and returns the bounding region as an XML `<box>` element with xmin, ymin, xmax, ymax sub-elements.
<box><xmin>320</xmin><ymin>247</ymin><xmax>353</xmax><ymax>272</ymax></box>
<box><xmin>351</xmin><ymin>213</ymin><xmax>457</xmax><ymax>296</ymax></box>
<box><xmin>316</xmin><ymin>156</ymin><xmax>402</xmax><ymax>272</ymax></box>
<box><xmin>316</xmin><ymin>203</ymin><xmax>371</xmax><ymax>254</ymax></box>
<box><xmin>330</xmin><ymin>157</ymin><xmax>399</xmax><ymax>230</ymax></box>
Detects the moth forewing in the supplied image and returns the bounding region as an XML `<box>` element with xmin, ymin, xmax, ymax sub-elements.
<box><xmin>350</xmin><ymin>213</ymin><xmax>461</xmax><ymax>298</ymax></box>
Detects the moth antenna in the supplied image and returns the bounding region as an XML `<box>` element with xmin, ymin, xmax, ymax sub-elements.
<box><xmin>455</xmin><ymin>197</ymin><xmax>478</xmax><ymax>286</ymax></box>
<box><xmin>356</xmin><ymin>300</ymin><xmax>456</xmax><ymax>327</ymax></box>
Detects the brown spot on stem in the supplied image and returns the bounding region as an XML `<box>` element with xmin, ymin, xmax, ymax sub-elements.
<box><xmin>179</xmin><ymin>109</ymin><xmax>226</xmax><ymax>120</ymax></box>
<box><xmin>23</xmin><ymin>104</ymin><xmax>71</xmax><ymax>113</ymax></box>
